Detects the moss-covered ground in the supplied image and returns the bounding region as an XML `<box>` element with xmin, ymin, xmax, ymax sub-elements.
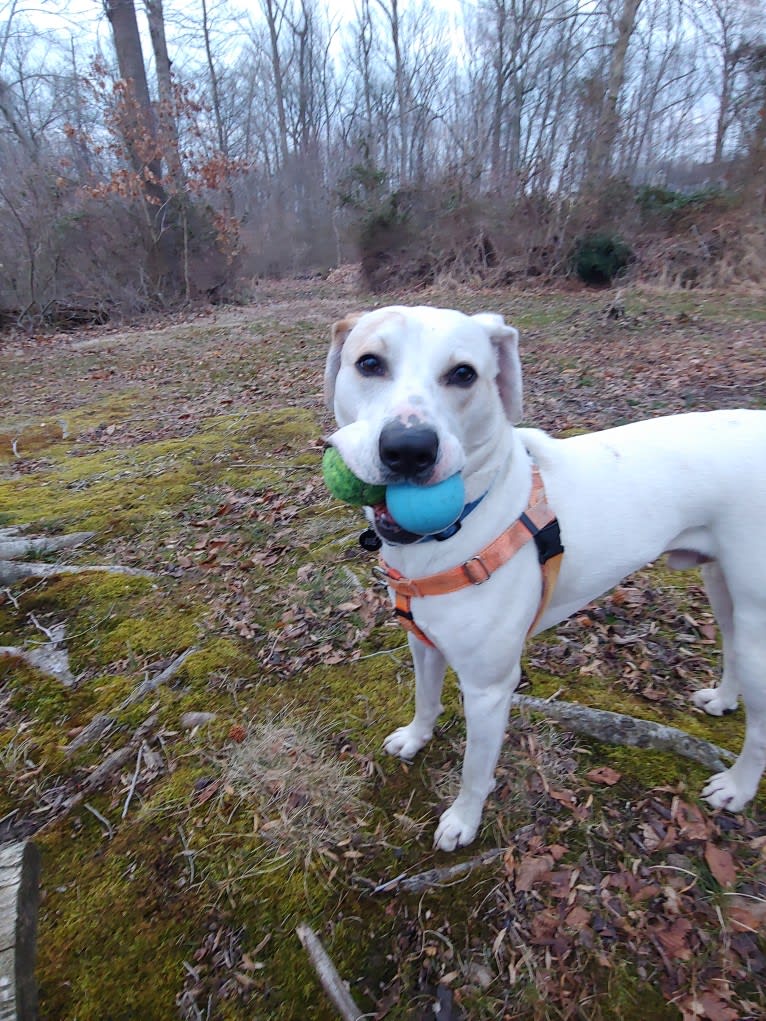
<box><xmin>1</xmin><ymin>279</ymin><xmax>765</xmax><ymax>1020</ymax></box>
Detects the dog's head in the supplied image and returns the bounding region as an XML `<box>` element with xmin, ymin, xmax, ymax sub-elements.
<box><xmin>324</xmin><ymin>306</ymin><xmax>522</xmax><ymax>491</ymax></box>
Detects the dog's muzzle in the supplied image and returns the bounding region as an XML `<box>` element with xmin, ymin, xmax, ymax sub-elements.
<box><xmin>378</xmin><ymin>421</ymin><xmax>439</xmax><ymax>479</ymax></box>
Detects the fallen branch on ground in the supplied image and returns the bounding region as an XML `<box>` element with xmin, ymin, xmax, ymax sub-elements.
<box><xmin>296</xmin><ymin>923</ymin><xmax>363</xmax><ymax>1021</ymax></box>
<box><xmin>510</xmin><ymin>693</ymin><xmax>735</xmax><ymax>771</ymax></box>
<box><xmin>0</xmin><ymin>622</ymin><xmax>76</xmax><ymax>686</ymax></box>
<box><xmin>0</xmin><ymin>525</ymin><xmax>153</xmax><ymax>586</ymax></box>
<box><xmin>40</xmin><ymin>713</ymin><xmax>159</xmax><ymax>832</ymax></box>
<box><xmin>65</xmin><ymin>649</ymin><xmax>197</xmax><ymax>752</ymax></box>
<box><xmin>373</xmin><ymin>845</ymin><xmax>514</xmax><ymax>895</ymax></box>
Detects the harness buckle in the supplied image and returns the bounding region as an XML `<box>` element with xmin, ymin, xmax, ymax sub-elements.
<box><xmin>462</xmin><ymin>555</ymin><xmax>491</xmax><ymax>585</ymax></box>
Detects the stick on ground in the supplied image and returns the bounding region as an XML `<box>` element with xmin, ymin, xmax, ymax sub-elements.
<box><xmin>296</xmin><ymin>923</ymin><xmax>363</xmax><ymax>1021</ymax></box>
<box><xmin>510</xmin><ymin>693</ymin><xmax>735</xmax><ymax>771</ymax></box>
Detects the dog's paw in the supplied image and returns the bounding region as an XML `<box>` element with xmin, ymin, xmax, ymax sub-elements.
<box><xmin>701</xmin><ymin>769</ymin><xmax>751</xmax><ymax>812</ymax></box>
<box><xmin>382</xmin><ymin>724</ymin><xmax>431</xmax><ymax>760</ymax></box>
<box><xmin>692</xmin><ymin>686</ymin><xmax>738</xmax><ymax>717</ymax></box>
<box><xmin>433</xmin><ymin>803</ymin><xmax>481</xmax><ymax>852</ymax></box>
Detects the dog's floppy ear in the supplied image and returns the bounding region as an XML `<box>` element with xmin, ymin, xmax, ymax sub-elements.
<box><xmin>325</xmin><ymin>313</ymin><xmax>362</xmax><ymax>409</ymax></box>
<box><xmin>471</xmin><ymin>313</ymin><xmax>523</xmax><ymax>423</ymax></box>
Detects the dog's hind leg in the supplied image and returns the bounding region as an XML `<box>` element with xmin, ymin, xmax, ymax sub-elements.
<box><xmin>692</xmin><ymin>561</ymin><xmax>739</xmax><ymax>716</ymax></box>
<box><xmin>702</xmin><ymin>596</ymin><xmax>766</xmax><ymax>812</ymax></box>
<box><xmin>383</xmin><ymin>637</ymin><xmax>446</xmax><ymax>760</ymax></box>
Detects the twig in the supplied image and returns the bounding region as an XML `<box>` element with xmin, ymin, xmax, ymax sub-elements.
<box><xmin>66</xmin><ymin>649</ymin><xmax>196</xmax><ymax>752</ymax></box>
<box><xmin>28</xmin><ymin>614</ymin><xmax>61</xmax><ymax>643</ymax></box>
<box><xmin>121</xmin><ymin>742</ymin><xmax>145</xmax><ymax>819</ymax></box>
<box><xmin>373</xmin><ymin>846</ymin><xmax>510</xmax><ymax>895</ymax></box>
<box><xmin>296</xmin><ymin>923</ymin><xmax>363</xmax><ymax>1021</ymax></box>
<box><xmin>83</xmin><ymin>802</ymin><xmax>114</xmax><ymax>838</ymax></box>
<box><xmin>510</xmin><ymin>693</ymin><xmax>735</xmax><ymax>771</ymax></box>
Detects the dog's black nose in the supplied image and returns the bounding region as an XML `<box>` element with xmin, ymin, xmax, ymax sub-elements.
<box><xmin>379</xmin><ymin>421</ymin><xmax>439</xmax><ymax>478</ymax></box>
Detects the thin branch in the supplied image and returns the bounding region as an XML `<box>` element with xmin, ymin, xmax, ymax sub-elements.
<box><xmin>373</xmin><ymin>846</ymin><xmax>510</xmax><ymax>895</ymax></box>
<box><xmin>66</xmin><ymin>648</ymin><xmax>197</xmax><ymax>752</ymax></box>
<box><xmin>296</xmin><ymin>923</ymin><xmax>363</xmax><ymax>1021</ymax></box>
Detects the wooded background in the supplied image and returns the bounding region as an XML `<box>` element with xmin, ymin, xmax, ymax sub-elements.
<box><xmin>0</xmin><ymin>0</ymin><xmax>764</xmax><ymax>325</ymax></box>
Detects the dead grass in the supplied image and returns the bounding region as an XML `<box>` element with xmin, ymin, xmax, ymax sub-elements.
<box><xmin>224</xmin><ymin>713</ymin><xmax>370</xmax><ymax>859</ymax></box>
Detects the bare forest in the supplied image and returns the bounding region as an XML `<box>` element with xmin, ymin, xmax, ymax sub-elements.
<box><xmin>0</xmin><ymin>0</ymin><xmax>764</xmax><ymax>327</ymax></box>
<box><xmin>3</xmin><ymin>4</ymin><xmax>766</xmax><ymax>1019</ymax></box>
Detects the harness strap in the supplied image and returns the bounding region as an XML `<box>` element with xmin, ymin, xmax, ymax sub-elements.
<box><xmin>380</xmin><ymin>467</ymin><xmax>563</xmax><ymax>647</ymax></box>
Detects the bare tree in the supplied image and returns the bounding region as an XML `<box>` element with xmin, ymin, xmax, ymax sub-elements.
<box><xmin>691</xmin><ymin>0</ymin><xmax>766</xmax><ymax>163</ymax></box>
<box><xmin>584</xmin><ymin>0</ymin><xmax>642</xmax><ymax>184</ymax></box>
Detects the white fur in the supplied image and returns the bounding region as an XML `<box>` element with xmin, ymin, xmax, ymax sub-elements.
<box><xmin>325</xmin><ymin>305</ymin><xmax>766</xmax><ymax>851</ymax></box>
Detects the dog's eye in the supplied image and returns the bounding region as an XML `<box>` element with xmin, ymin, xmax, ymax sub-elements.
<box><xmin>356</xmin><ymin>353</ymin><xmax>387</xmax><ymax>378</ymax></box>
<box><xmin>446</xmin><ymin>363</ymin><xmax>477</xmax><ymax>388</ymax></box>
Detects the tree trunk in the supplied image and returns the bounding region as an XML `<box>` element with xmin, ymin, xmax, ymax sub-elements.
<box><xmin>200</xmin><ymin>0</ymin><xmax>226</xmax><ymax>156</ymax></box>
<box><xmin>586</xmin><ymin>0</ymin><xmax>642</xmax><ymax>185</ymax></box>
<box><xmin>104</xmin><ymin>0</ymin><xmax>164</xmax><ymax>203</ymax></box>
<box><xmin>489</xmin><ymin>0</ymin><xmax>508</xmax><ymax>184</ymax></box>
<box><xmin>144</xmin><ymin>0</ymin><xmax>184</xmax><ymax>188</ymax></box>
<box><xmin>263</xmin><ymin>0</ymin><xmax>290</xmax><ymax>173</ymax></box>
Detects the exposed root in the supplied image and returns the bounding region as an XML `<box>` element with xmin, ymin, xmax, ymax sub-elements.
<box><xmin>40</xmin><ymin>713</ymin><xmax>159</xmax><ymax>832</ymax></box>
<box><xmin>0</xmin><ymin>530</ymin><xmax>95</xmax><ymax>560</ymax></box>
<box><xmin>0</xmin><ymin>561</ymin><xmax>153</xmax><ymax>585</ymax></box>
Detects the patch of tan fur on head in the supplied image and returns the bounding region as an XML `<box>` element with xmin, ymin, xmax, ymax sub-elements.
<box><xmin>325</xmin><ymin>312</ymin><xmax>363</xmax><ymax>409</ymax></box>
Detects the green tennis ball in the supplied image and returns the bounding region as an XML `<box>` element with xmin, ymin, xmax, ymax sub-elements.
<box><xmin>322</xmin><ymin>447</ymin><xmax>386</xmax><ymax>506</ymax></box>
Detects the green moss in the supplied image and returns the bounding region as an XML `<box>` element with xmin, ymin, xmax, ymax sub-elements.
<box><xmin>0</xmin><ymin>408</ymin><xmax>318</xmax><ymax>534</ymax></box>
<box><xmin>95</xmin><ymin>611</ymin><xmax>199</xmax><ymax>664</ymax></box>
<box><xmin>37</xmin><ymin>817</ymin><xmax>198</xmax><ymax>1021</ymax></box>
<box><xmin>18</xmin><ymin>572</ymin><xmax>154</xmax><ymax>616</ymax></box>
<box><xmin>7</xmin><ymin>666</ymin><xmax>73</xmax><ymax>725</ymax></box>
<box><xmin>0</xmin><ymin>421</ymin><xmax>69</xmax><ymax>463</ymax></box>
<box><xmin>180</xmin><ymin>638</ymin><xmax>256</xmax><ymax>688</ymax></box>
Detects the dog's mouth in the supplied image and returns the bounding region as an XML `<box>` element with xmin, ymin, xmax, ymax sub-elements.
<box><xmin>371</xmin><ymin>502</ymin><xmax>422</xmax><ymax>544</ymax></box>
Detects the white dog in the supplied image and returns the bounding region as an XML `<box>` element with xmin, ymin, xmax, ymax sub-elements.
<box><xmin>324</xmin><ymin>305</ymin><xmax>766</xmax><ymax>852</ymax></box>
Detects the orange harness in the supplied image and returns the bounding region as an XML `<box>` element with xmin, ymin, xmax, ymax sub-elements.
<box><xmin>378</xmin><ymin>468</ymin><xmax>564</xmax><ymax>647</ymax></box>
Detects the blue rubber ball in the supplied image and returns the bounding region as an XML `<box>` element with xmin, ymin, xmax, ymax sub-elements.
<box><xmin>386</xmin><ymin>473</ymin><xmax>465</xmax><ymax>535</ymax></box>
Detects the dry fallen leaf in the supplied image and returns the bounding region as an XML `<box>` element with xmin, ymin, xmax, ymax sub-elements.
<box><xmin>704</xmin><ymin>841</ymin><xmax>737</xmax><ymax>887</ymax></box>
<box><xmin>586</xmin><ymin>765</ymin><xmax>622</xmax><ymax>785</ymax></box>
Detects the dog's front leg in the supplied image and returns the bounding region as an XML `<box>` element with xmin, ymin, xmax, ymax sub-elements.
<box><xmin>383</xmin><ymin>636</ymin><xmax>446</xmax><ymax>759</ymax></box>
<box><xmin>434</xmin><ymin>661</ymin><xmax>521</xmax><ymax>852</ymax></box>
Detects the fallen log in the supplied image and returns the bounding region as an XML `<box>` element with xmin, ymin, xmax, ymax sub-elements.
<box><xmin>510</xmin><ymin>693</ymin><xmax>735</xmax><ymax>771</ymax></box>
<box><xmin>0</xmin><ymin>842</ymin><xmax>40</xmax><ymax>1021</ymax></box>
<box><xmin>0</xmin><ymin>532</ymin><xmax>94</xmax><ymax>561</ymax></box>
